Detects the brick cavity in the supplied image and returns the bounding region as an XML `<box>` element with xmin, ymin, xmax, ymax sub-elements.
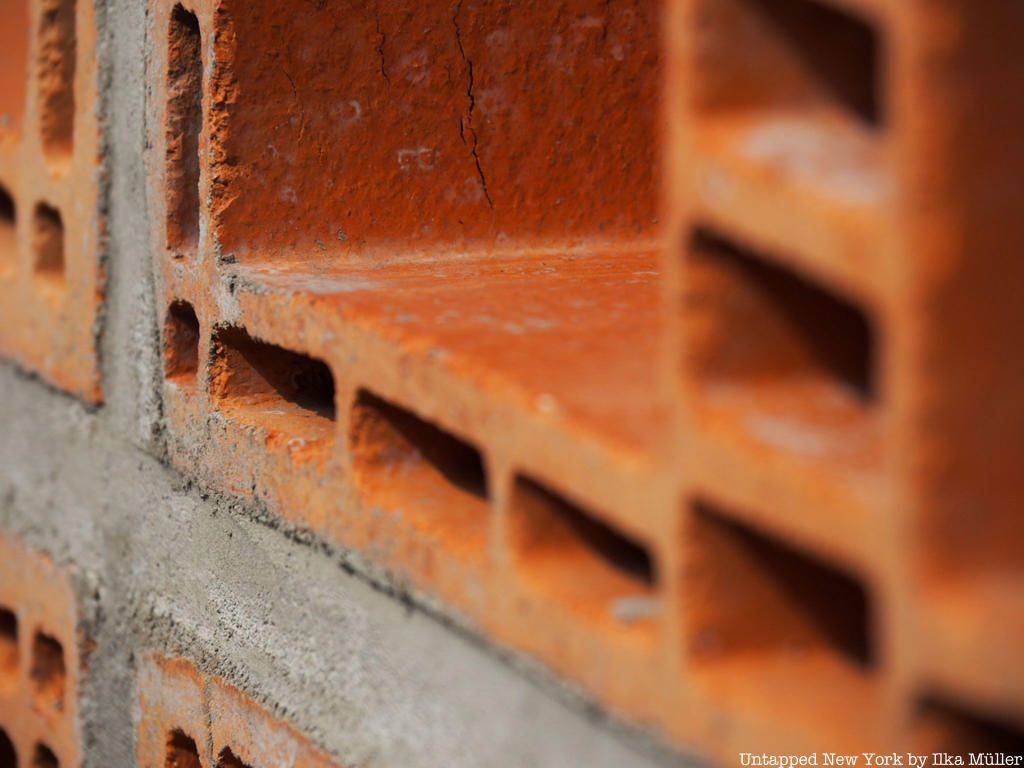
<box><xmin>0</xmin><ymin>608</ymin><xmax>16</xmax><ymax>692</ymax></box>
<box><xmin>30</xmin><ymin>631</ymin><xmax>66</xmax><ymax>711</ymax></box>
<box><xmin>210</xmin><ymin>327</ymin><xmax>336</xmax><ymax>446</ymax></box>
<box><xmin>350</xmin><ymin>390</ymin><xmax>489</xmax><ymax>555</ymax></box>
<box><xmin>33</xmin><ymin>203</ymin><xmax>66</xmax><ymax>289</ymax></box>
<box><xmin>509</xmin><ymin>476</ymin><xmax>657</xmax><ymax>628</ymax></box>
<box><xmin>38</xmin><ymin>0</ymin><xmax>77</xmax><ymax>161</ymax></box>
<box><xmin>165</xmin><ymin>730</ymin><xmax>201</xmax><ymax>768</ymax></box>
<box><xmin>686</xmin><ymin>499</ymin><xmax>874</xmax><ymax>670</ymax></box>
<box><xmin>165</xmin><ymin>4</ymin><xmax>202</xmax><ymax>253</ymax></box>
<box><xmin>0</xmin><ymin>186</ymin><xmax>13</xmax><ymax>277</ymax></box>
<box><xmin>164</xmin><ymin>300</ymin><xmax>200</xmax><ymax>384</ymax></box>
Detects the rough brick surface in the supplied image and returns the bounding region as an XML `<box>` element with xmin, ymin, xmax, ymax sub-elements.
<box><xmin>148</xmin><ymin>0</ymin><xmax>672</xmax><ymax>731</ymax></box>
<box><xmin>0</xmin><ymin>0</ymin><xmax>105</xmax><ymax>403</ymax></box>
<box><xmin>137</xmin><ymin>655</ymin><xmax>344</xmax><ymax>768</ymax></box>
<box><xmin>138</xmin><ymin>0</ymin><xmax>1024</xmax><ymax>757</ymax></box>
<box><xmin>0</xmin><ymin>534</ymin><xmax>83</xmax><ymax>767</ymax></box>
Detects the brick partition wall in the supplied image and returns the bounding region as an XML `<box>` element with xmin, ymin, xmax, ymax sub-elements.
<box><xmin>0</xmin><ymin>0</ymin><xmax>1022</xmax><ymax>765</ymax></box>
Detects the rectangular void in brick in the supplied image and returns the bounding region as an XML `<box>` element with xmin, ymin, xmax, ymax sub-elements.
<box><xmin>37</xmin><ymin>0</ymin><xmax>77</xmax><ymax>161</ymax></box>
<box><xmin>32</xmin><ymin>744</ymin><xmax>59</xmax><ymax>768</ymax></box>
<box><xmin>0</xmin><ymin>0</ymin><xmax>29</xmax><ymax>140</ymax></box>
<box><xmin>33</xmin><ymin>202</ymin><xmax>66</xmax><ymax>293</ymax></box>
<box><xmin>913</xmin><ymin>697</ymin><xmax>1024</xmax><ymax>755</ymax></box>
<box><xmin>691</xmin><ymin>0</ymin><xmax>884</xmax><ymax>206</ymax></box>
<box><xmin>209</xmin><ymin>327</ymin><xmax>336</xmax><ymax>447</ymax></box>
<box><xmin>30</xmin><ymin>630</ymin><xmax>66</xmax><ymax>712</ymax></box>
<box><xmin>685</xmin><ymin>500</ymin><xmax>876</xmax><ymax>720</ymax></box>
<box><xmin>163</xmin><ymin>300</ymin><xmax>200</xmax><ymax>386</ymax></box>
<box><xmin>0</xmin><ymin>186</ymin><xmax>14</xmax><ymax>277</ymax></box>
<box><xmin>165</xmin><ymin>730</ymin><xmax>202</xmax><ymax>768</ymax></box>
<box><xmin>165</xmin><ymin>4</ymin><xmax>202</xmax><ymax>253</ymax></box>
<box><xmin>350</xmin><ymin>390</ymin><xmax>489</xmax><ymax>557</ymax></box>
<box><xmin>683</xmin><ymin>228</ymin><xmax>878</xmax><ymax>464</ymax></box>
<box><xmin>509</xmin><ymin>476</ymin><xmax>657</xmax><ymax>631</ymax></box>
<box><xmin>0</xmin><ymin>607</ymin><xmax>17</xmax><ymax>692</ymax></box>
<box><xmin>0</xmin><ymin>731</ymin><xmax>13</xmax><ymax>767</ymax></box>
<box><xmin>208</xmin><ymin>0</ymin><xmax>660</xmax><ymax>258</ymax></box>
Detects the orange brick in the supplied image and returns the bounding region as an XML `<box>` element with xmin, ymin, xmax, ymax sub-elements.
<box><xmin>0</xmin><ymin>534</ymin><xmax>84</xmax><ymax>767</ymax></box>
<box><xmin>137</xmin><ymin>0</ymin><xmax>1024</xmax><ymax>759</ymax></box>
<box><xmin>664</xmin><ymin>0</ymin><xmax>1024</xmax><ymax>758</ymax></box>
<box><xmin>0</xmin><ymin>0</ymin><xmax>105</xmax><ymax>403</ymax></box>
<box><xmin>147</xmin><ymin>0</ymin><xmax>673</xmax><ymax>733</ymax></box>
<box><xmin>137</xmin><ymin>654</ymin><xmax>344</xmax><ymax>768</ymax></box>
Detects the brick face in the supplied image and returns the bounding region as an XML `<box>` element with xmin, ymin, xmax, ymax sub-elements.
<box><xmin>137</xmin><ymin>655</ymin><xmax>344</xmax><ymax>768</ymax></box>
<box><xmin>0</xmin><ymin>0</ymin><xmax>105</xmax><ymax>403</ymax></box>
<box><xmin>0</xmin><ymin>535</ymin><xmax>83</xmax><ymax>768</ymax></box>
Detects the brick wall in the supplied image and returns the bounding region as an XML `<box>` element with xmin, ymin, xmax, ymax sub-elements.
<box><xmin>0</xmin><ymin>0</ymin><xmax>1021</xmax><ymax>765</ymax></box>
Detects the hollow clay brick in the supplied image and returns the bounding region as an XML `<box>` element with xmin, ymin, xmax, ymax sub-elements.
<box><xmin>137</xmin><ymin>654</ymin><xmax>345</xmax><ymax>768</ymax></box>
<box><xmin>0</xmin><ymin>534</ymin><xmax>84</xmax><ymax>768</ymax></box>
<box><xmin>142</xmin><ymin>0</ymin><xmax>1024</xmax><ymax>758</ymax></box>
<box><xmin>0</xmin><ymin>0</ymin><xmax>105</xmax><ymax>404</ymax></box>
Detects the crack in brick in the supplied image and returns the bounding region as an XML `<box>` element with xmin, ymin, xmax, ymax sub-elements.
<box><xmin>374</xmin><ymin>10</ymin><xmax>390</xmax><ymax>86</ymax></box>
<box><xmin>279</xmin><ymin>62</ymin><xmax>307</xmax><ymax>142</ymax></box>
<box><xmin>452</xmin><ymin>0</ymin><xmax>493</xmax><ymax>210</ymax></box>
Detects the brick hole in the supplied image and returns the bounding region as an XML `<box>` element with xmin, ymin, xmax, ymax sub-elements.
<box><xmin>687</xmin><ymin>500</ymin><xmax>874</xmax><ymax>671</ymax></box>
<box><xmin>695</xmin><ymin>0</ymin><xmax>880</xmax><ymax>127</ymax></box>
<box><xmin>210</xmin><ymin>327</ymin><xmax>336</xmax><ymax>445</ymax></box>
<box><xmin>166</xmin><ymin>4</ymin><xmax>202</xmax><ymax>253</ymax></box>
<box><xmin>510</xmin><ymin>476</ymin><xmax>658</xmax><ymax>627</ymax></box>
<box><xmin>350</xmin><ymin>391</ymin><xmax>489</xmax><ymax>551</ymax></box>
<box><xmin>0</xmin><ymin>185</ymin><xmax>13</xmax><ymax>276</ymax></box>
<box><xmin>37</xmin><ymin>0</ymin><xmax>77</xmax><ymax>161</ymax></box>
<box><xmin>31</xmin><ymin>745</ymin><xmax>57</xmax><ymax>768</ymax></box>
<box><xmin>914</xmin><ymin>697</ymin><xmax>1024</xmax><ymax>755</ymax></box>
<box><xmin>30</xmin><ymin>631</ymin><xmax>66</xmax><ymax>711</ymax></box>
<box><xmin>0</xmin><ymin>730</ymin><xmax>15</xmax><ymax>768</ymax></box>
<box><xmin>165</xmin><ymin>730</ymin><xmax>201</xmax><ymax>768</ymax></box>
<box><xmin>216</xmin><ymin>748</ymin><xmax>251</xmax><ymax>768</ymax></box>
<box><xmin>32</xmin><ymin>203</ymin><xmax>65</xmax><ymax>287</ymax></box>
<box><xmin>0</xmin><ymin>608</ymin><xmax>18</xmax><ymax>690</ymax></box>
<box><xmin>164</xmin><ymin>300</ymin><xmax>200</xmax><ymax>383</ymax></box>
<box><xmin>685</xmin><ymin>228</ymin><xmax>876</xmax><ymax>448</ymax></box>
<box><xmin>0</xmin><ymin>0</ymin><xmax>29</xmax><ymax>139</ymax></box>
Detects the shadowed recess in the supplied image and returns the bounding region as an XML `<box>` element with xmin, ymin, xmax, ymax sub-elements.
<box><xmin>210</xmin><ymin>326</ymin><xmax>336</xmax><ymax>420</ymax></box>
<box><xmin>32</xmin><ymin>744</ymin><xmax>59</xmax><ymax>768</ymax></box>
<box><xmin>166</xmin><ymin>4</ymin><xmax>202</xmax><ymax>252</ymax></box>
<box><xmin>0</xmin><ymin>186</ymin><xmax>14</xmax><ymax>275</ymax></box>
<box><xmin>694</xmin><ymin>0</ymin><xmax>880</xmax><ymax>126</ymax></box>
<box><xmin>38</xmin><ymin>0</ymin><xmax>77</xmax><ymax>159</ymax></box>
<box><xmin>33</xmin><ymin>203</ymin><xmax>65</xmax><ymax>282</ymax></box>
<box><xmin>689</xmin><ymin>500</ymin><xmax>874</xmax><ymax>668</ymax></box>
<box><xmin>217</xmin><ymin>747</ymin><xmax>252</xmax><ymax>768</ymax></box>
<box><xmin>0</xmin><ymin>730</ymin><xmax>15</xmax><ymax>768</ymax></box>
<box><xmin>30</xmin><ymin>631</ymin><xmax>66</xmax><ymax>710</ymax></box>
<box><xmin>349</xmin><ymin>389</ymin><xmax>490</xmax><ymax>558</ymax></box>
<box><xmin>164</xmin><ymin>300</ymin><xmax>200</xmax><ymax>381</ymax></box>
<box><xmin>165</xmin><ymin>730</ymin><xmax>201</xmax><ymax>768</ymax></box>
<box><xmin>0</xmin><ymin>608</ymin><xmax>18</xmax><ymax>689</ymax></box>
<box><xmin>510</xmin><ymin>476</ymin><xmax>656</xmax><ymax>620</ymax></box>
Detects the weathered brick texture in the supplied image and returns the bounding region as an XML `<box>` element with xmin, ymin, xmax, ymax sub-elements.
<box><xmin>137</xmin><ymin>655</ymin><xmax>344</xmax><ymax>768</ymax></box>
<box><xmin>0</xmin><ymin>0</ymin><xmax>105</xmax><ymax>403</ymax></box>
